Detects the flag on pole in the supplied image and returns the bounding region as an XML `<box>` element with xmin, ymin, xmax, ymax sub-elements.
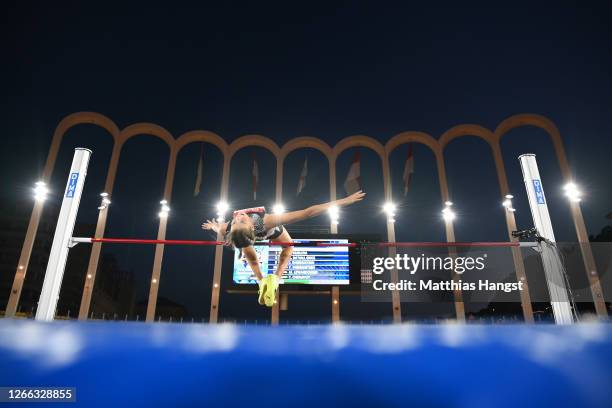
<box><xmin>344</xmin><ymin>149</ymin><xmax>361</xmax><ymax>195</ymax></box>
<box><xmin>252</xmin><ymin>156</ymin><xmax>259</xmax><ymax>201</ymax></box>
<box><xmin>297</xmin><ymin>156</ymin><xmax>308</xmax><ymax>195</ymax></box>
<box><xmin>193</xmin><ymin>143</ymin><xmax>204</xmax><ymax>196</ymax></box>
<box><xmin>403</xmin><ymin>143</ymin><xmax>414</xmax><ymax>196</ymax></box>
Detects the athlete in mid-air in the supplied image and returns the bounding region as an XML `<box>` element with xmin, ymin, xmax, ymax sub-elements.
<box><xmin>201</xmin><ymin>191</ymin><xmax>365</xmax><ymax>307</ymax></box>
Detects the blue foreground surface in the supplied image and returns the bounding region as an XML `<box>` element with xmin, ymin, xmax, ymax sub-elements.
<box><xmin>0</xmin><ymin>320</ymin><xmax>611</xmax><ymax>408</ymax></box>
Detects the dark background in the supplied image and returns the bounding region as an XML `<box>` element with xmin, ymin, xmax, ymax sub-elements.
<box><xmin>0</xmin><ymin>1</ymin><xmax>610</xmax><ymax>322</ymax></box>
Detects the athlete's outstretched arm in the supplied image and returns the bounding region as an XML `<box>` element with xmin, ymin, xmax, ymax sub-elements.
<box><xmin>201</xmin><ymin>219</ymin><xmax>228</xmax><ymax>235</ymax></box>
<box><xmin>264</xmin><ymin>190</ymin><xmax>365</xmax><ymax>229</ymax></box>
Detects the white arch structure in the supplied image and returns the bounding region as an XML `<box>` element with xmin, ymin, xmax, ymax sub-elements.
<box><xmin>5</xmin><ymin>112</ymin><xmax>607</xmax><ymax>323</ymax></box>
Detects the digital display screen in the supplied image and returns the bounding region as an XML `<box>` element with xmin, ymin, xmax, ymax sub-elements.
<box><xmin>232</xmin><ymin>239</ymin><xmax>351</xmax><ymax>285</ymax></box>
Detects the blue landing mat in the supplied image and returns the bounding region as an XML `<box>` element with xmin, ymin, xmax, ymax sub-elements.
<box><xmin>0</xmin><ymin>320</ymin><xmax>611</xmax><ymax>407</ymax></box>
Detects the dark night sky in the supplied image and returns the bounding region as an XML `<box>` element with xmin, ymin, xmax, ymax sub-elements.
<box><xmin>1</xmin><ymin>1</ymin><xmax>611</xmax><ymax>320</ymax></box>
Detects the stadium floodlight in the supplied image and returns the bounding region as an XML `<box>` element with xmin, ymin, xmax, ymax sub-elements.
<box><xmin>502</xmin><ymin>194</ymin><xmax>516</xmax><ymax>212</ymax></box>
<box><xmin>159</xmin><ymin>199</ymin><xmax>170</xmax><ymax>218</ymax></box>
<box><xmin>563</xmin><ymin>182</ymin><xmax>582</xmax><ymax>202</ymax></box>
<box><xmin>442</xmin><ymin>201</ymin><xmax>455</xmax><ymax>222</ymax></box>
<box><xmin>328</xmin><ymin>205</ymin><xmax>339</xmax><ymax>225</ymax></box>
<box><xmin>502</xmin><ymin>195</ymin><xmax>516</xmax><ymax>212</ymax></box>
<box><xmin>34</xmin><ymin>181</ymin><xmax>48</xmax><ymax>202</ymax></box>
<box><xmin>328</xmin><ymin>205</ymin><xmax>339</xmax><ymax>215</ymax></box>
<box><xmin>216</xmin><ymin>201</ymin><xmax>229</xmax><ymax>221</ymax></box>
<box><xmin>442</xmin><ymin>207</ymin><xmax>456</xmax><ymax>221</ymax></box>
<box><xmin>383</xmin><ymin>202</ymin><xmax>396</xmax><ymax>222</ymax></box>
<box><xmin>272</xmin><ymin>203</ymin><xmax>285</xmax><ymax>214</ymax></box>
<box><xmin>216</xmin><ymin>201</ymin><xmax>229</xmax><ymax>213</ymax></box>
<box><xmin>98</xmin><ymin>192</ymin><xmax>111</xmax><ymax>210</ymax></box>
<box><xmin>382</xmin><ymin>202</ymin><xmax>396</xmax><ymax>214</ymax></box>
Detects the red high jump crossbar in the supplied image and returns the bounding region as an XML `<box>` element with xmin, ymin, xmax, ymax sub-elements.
<box><xmin>70</xmin><ymin>237</ymin><xmax>524</xmax><ymax>247</ymax></box>
<box><xmin>377</xmin><ymin>242</ymin><xmax>521</xmax><ymax>247</ymax></box>
<box><xmin>70</xmin><ymin>237</ymin><xmax>358</xmax><ymax>247</ymax></box>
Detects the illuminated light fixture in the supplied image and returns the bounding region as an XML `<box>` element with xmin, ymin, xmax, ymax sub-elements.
<box><xmin>87</xmin><ymin>274</ymin><xmax>92</xmax><ymax>279</ymax></box>
<box><xmin>502</xmin><ymin>195</ymin><xmax>516</xmax><ymax>213</ymax></box>
<box><xmin>272</xmin><ymin>203</ymin><xmax>285</xmax><ymax>214</ymax></box>
<box><xmin>216</xmin><ymin>201</ymin><xmax>229</xmax><ymax>221</ymax></box>
<box><xmin>442</xmin><ymin>201</ymin><xmax>455</xmax><ymax>222</ymax></box>
<box><xmin>328</xmin><ymin>205</ymin><xmax>339</xmax><ymax>225</ymax></box>
<box><xmin>563</xmin><ymin>182</ymin><xmax>582</xmax><ymax>202</ymax></box>
<box><xmin>152</xmin><ymin>278</ymin><xmax>158</xmax><ymax>284</ymax></box>
<box><xmin>18</xmin><ymin>265</ymin><xmax>24</xmax><ymax>270</ymax></box>
<box><xmin>98</xmin><ymin>192</ymin><xmax>111</xmax><ymax>210</ymax></box>
<box><xmin>214</xmin><ymin>283</ymin><xmax>219</xmax><ymax>288</ymax></box>
<box><xmin>216</xmin><ymin>201</ymin><xmax>229</xmax><ymax>213</ymax></box>
<box><xmin>442</xmin><ymin>207</ymin><xmax>456</xmax><ymax>221</ymax></box>
<box><xmin>383</xmin><ymin>202</ymin><xmax>396</xmax><ymax>223</ymax></box>
<box><xmin>159</xmin><ymin>199</ymin><xmax>170</xmax><ymax>218</ymax></box>
<box><xmin>333</xmin><ymin>299</ymin><xmax>338</xmax><ymax>305</ymax></box>
<box><xmin>33</xmin><ymin>181</ymin><xmax>48</xmax><ymax>202</ymax></box>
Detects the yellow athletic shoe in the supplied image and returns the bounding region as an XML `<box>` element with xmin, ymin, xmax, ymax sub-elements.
<box><xmin>257</xmin><ymin>279</ymin><xmax>265</xmax><ymax>305</ymax></box>
<box><xmin>263</xmin><ymin>275</ymin><xmax>279</xmax><ymax>307</ymax></box>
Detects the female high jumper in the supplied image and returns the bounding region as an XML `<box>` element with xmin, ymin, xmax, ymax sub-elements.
<box><xmin>201</xmin><ymin>191</ymin><xmax>365</xmax><ymax>307</ymax></box>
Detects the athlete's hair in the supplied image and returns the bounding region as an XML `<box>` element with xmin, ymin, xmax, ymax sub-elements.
<box><xmin>226</xmin><ymin>226</ymin><xmax>256</xmax><ymax>249</ymax></box>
